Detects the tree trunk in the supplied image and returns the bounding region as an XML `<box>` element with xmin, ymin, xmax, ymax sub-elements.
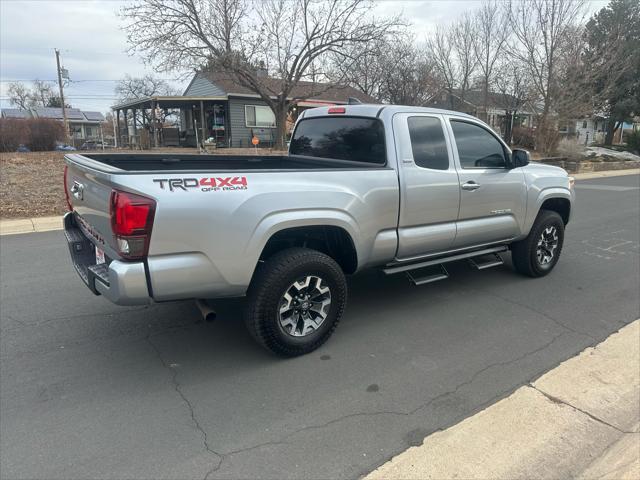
<box><xmin>604</xmin><ymin>120</ymin><xmax>618</xmax><ymax>146</ymax></box>
<box><xmin>482</xmin><ymin>82</ymin><xmax>489</xmax><ymax>123</ymax></box>
<box><xmin>273</xmin><ymin>102</ymin><xmax>288</xmax><ymax>151</ymax></box>
<box><xmin>504</xmin><ymin>111</ymin><xmax>513</xmax><ymax>145</ymax></box>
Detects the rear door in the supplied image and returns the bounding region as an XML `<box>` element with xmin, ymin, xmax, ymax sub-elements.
<box><xmin>445</xmin><ymin>117</ymin><xmax>526</xmax><ymax>248</ymax></box>
<box><xmin>394</xmin><ymin>113</ymin><xmax>460</xmax><ymax>259</ymax></box>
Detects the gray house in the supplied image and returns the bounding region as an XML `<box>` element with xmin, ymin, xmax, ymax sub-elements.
<box><xmin>1</xmin><ymin>107</ymin><xmax>105</xmax><ymax>144</ymax></box>
<box><xmin>111</xmin><ymin>71</ymin><xmax>376</xmax><ymax>149</ymax></box>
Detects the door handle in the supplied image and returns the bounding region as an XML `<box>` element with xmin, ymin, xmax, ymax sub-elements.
<box><xmin>461</xmin><ymin>181</ymin><xmax>480</xmax><ymax>191</ymax></box>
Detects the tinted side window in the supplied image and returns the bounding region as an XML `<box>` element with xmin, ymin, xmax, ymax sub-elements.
<box><xmin>290</xmin><ymin>117</ymin><xmax>386</xmax><ymax>164</ymax></box>
<box><xmin>407</xmin><ymin>116</ymin><xmax>449</xmax><ymax>170</ymax></box>
<box><xmin>450</xmin><ymin>121</ymin><xmax>506</xmax><ymax>168</ymax></box>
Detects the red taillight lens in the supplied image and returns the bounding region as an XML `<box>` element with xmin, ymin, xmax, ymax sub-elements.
<box><xmin>328</xmin><ymin>106</ymin><xmax>346</xmax><ymax>114</ymax></box>
<box><xmin>110</xmin><ymin>190</ymin><xmax>156</xmax><ymax>259</ymax></box>
<box><xmin>63</xmin><ymin>165</ymin><xmax>72</xmax><ymax>211</ymax></box>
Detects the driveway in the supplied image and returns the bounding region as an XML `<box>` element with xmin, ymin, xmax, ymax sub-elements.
<box><xmin>1</xmin><ymin>174</ymin><xmax>638</xmax><ymax>480</ymax></box>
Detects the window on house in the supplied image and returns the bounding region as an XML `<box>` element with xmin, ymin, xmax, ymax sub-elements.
<box><xmin>407</xmin><ymin>116</ymin><xmax>449</xmax><ymax>170</ymax></box>
<box><xmin>85</xmin><ymin>126</ymin><xmax>94</xmax><ymax>137</ymax></box>
<box><xmin>245</xmin><ymin>105</ymin><xmax>276</xmax><ymax>128</ymax></box>
<box><xmin>450</xmin><ymin>120</ymin><xmax>506</xmax><ymax>169</ymax></box>
<box><xmin>582</xmin><ymin>121</ymin><xmax>587</xmax><ymax>128</ymax></box>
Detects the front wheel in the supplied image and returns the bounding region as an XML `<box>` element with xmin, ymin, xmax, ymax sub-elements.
<box><xmin>511</xmin><ymin>210</ymin><xmax>565</xmax><ymax>277</ymax></box>
<box><xmin>244</xmin><ymin>247</ymin><xmax>347</xmax><ymax>357</ymax></box>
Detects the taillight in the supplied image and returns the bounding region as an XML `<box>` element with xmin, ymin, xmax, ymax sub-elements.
<box><xmin>328</xmin><ymin>106</ymin><xmax>346</xmax><ymax>114</ymax></box>
<box><xmin>63</xmin><ymin>165</ymin><xmax>72</xmax><ymax>211</ymax></box>
<box><xmin>110</xmin><ymin>189</ymin><xmax>156</xmax><ymax>260</ymax></box>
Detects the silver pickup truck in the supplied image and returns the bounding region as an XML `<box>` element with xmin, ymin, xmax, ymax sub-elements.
<box><xmin>63</xmin><ymin>104</ymin><xmax>574</xmax><ymax>356</ymax></box>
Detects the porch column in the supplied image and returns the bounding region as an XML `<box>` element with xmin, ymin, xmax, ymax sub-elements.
<box><xmin>199</xmin><ymin>100</ymin><xmax>206</xmax><ymax>148</ymax></box>
<box><xmin>123</xmin><ymin>109</ymin><xmax>129</xmax><ymax>147</ymax></box>
<box><xmin>151</xmin><ymin>100</ymin><xmax>158</xmax><ymax>148</ymax></box>
<box><xmin>115</xmin><ymin>109</ymin><xmax>121</xmax><ymax>147</ymax></box>
<box><xmin>132</xmin><ymin>108</ymin><xmax>138</xmax><ymax>147</ymax></box>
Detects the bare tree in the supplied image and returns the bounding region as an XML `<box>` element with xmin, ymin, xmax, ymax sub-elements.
<box><xmin>507</xmin><ymin>0</ymin><xmax>586</xmax><ymax>153</ymax></box>
<box><xmin>378</xmin><ymin>38</ymin><xmax>440</xmax><ymax>106</ymax></box>
<box><xmin>115</xmin><ymin>74</ymin><xmax>177</xmax><ymax>101</ymax></box>
<box><xmin>472</xmin><ymin>0</ymin><xmax>509</xmax><ymax>121</ymax></box>
<box><xmin>332</xmin><ymin>33</ymin><xmax>440</xmax><ymax>105</ymax></box>
<box><xmin>428</xmin><ymin>26</ymin><xmax>459</xmax><ymax>109</ymax></box>
<box><xmin>31</xmin><ymin>80</ymin><xmax>56</xmax><ymax>107</ymax></box>
<box><xmin>6</xmin><ymin>82</ymin><xmax>32</xmax><ymax>110</ymax></box>
<box><xmin>493</xmin><ymin>59</ymin><xmax>535</xmax><ymax>144</ymax></box>
<box><xmin>329</xmin><ymin>35</ymin><xmax>389</xmax><ymax>99</ymax></box>
<box><xmin>451</xmin><ymin>14</ymin><xmax>478</xmax><ymax>104</ymax></box>
<box><xmin>6</xmin><ymin>80</ymin><xmax>60</xmax><ymax>109</ymax></box>
<box><xmin>122</xmin><ymin>0</ymin><xmax>400</xmax><ymax>149</ymax></box>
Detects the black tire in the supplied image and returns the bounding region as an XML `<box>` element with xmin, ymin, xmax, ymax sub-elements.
<box><xmin>511</xmin><ymin>210</ymin><xmax>565</xmax><ymax>277</ymax></box>
<box><xmin>244</xmin><ymin>247</ymin><xmax>347</xmax><ymax>357</ymax></box>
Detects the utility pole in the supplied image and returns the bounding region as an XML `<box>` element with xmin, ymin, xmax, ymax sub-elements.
<box><xmin>55</xmin><ymin>49</ymin><xmax>70</xmax><ymax>142</ymax></box>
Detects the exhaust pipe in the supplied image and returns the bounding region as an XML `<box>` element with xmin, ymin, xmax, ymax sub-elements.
<box><xmin>195</xmin><ymin>299</ymin><xmax>216</xmax><ymax>322</ymax></box>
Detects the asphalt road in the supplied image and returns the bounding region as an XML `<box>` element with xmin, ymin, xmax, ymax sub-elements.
<box><xmin>1</xmin><ymin>174</ymin><xmax>639</xmax><ymax>480</ymax></box>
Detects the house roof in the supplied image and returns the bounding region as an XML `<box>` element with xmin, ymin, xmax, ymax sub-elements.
<box><xmin>1</xmin><ymin>108</ymin><xmax>104</xmax><ymax>123</ymax></box>
<box><xmin>191</xmin><ymin>71</ymin><xmax>378</xmax><ymax>104</ymax></box>
<box><xmin>1</xmin><ymin>108</ymin><xmax>31</xmax><ymax>119</ymax></box>
<box><xmin>427</xmin><ymin>89</ymin><xmax>536</xmax><ymax>114</ymax></box>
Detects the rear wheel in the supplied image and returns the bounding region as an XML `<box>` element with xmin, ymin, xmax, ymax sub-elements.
<box><xmin>511</xmin><ymin>210</ymin><xmax>564</xmax><ymax>277</ymax></box>
<box><xmin>244</xmin><ymin>247</ymin><xmax>347</xmax><ymax>357</ymax></box>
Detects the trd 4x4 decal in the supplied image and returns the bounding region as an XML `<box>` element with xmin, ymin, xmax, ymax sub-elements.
<box><xmin>154</xmin><ymin>176</ymin><xmax>248</xmax><ymax>192</ymax></box>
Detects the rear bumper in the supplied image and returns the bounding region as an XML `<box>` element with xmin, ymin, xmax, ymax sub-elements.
<box><xmin>63</xmin><ymin>212</ymin><xmax>151</xmax><ymax>305</ymax></box>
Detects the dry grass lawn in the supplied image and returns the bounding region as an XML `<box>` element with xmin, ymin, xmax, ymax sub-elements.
<box><xmin>1</xmin><ymin>151</ymin><xmax>68</xmax><ymax>219</ymax></box>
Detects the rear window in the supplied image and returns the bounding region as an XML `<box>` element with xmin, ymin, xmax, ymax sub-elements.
<box><xmin>290</xmin><ymin>117</ymin><xmax>386</xmax><ymax>165</ymax></box>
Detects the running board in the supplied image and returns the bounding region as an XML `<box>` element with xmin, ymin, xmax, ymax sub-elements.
<box><xmin>468</xmin><ymin>253</ymin><xmax>504</xmax><ymax>270</ymax></box>
<box><xmin>406</xmin><ymin>265</ymin><xmax>449</xmax><ymax>285</ymax></box>
<box><xmin>383</xmin><ymin>246</ymin><xmax>508</xmax><ymax>275</ymax></box>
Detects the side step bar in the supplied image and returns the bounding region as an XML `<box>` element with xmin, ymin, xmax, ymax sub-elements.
<box><xmin>406</xmin><ymin>265</ymin><xmax>449</xmax><ymax>285</ymax></box>
<box><xmin>468</xmin><ymin>253</ymin><xmax>504</xmax><ymax>270</ymax></box>
<box><xmin>383</xmin><ymin>246</ymin><xmax>508</xmax><ymax>275</ymax></box>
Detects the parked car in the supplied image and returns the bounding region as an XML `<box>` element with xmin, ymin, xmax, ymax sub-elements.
<box><xmin>16</xmin><ymin>144</ymin><xmax>30</xmax><ymax>152</ymax></box>
<box><xmin>55</xmin><ymin>144</ymin><xmax>76</xmax><ymax>151</ymax></box>
<box><xmin>63</xmin><ymin>105</ymin><xmax>575</xmax><ymax>356</ymax></box>
<box><xmin>80</xmin><ymin>140</ymin><xmax>112</xmax><ymax>150</ymax></box>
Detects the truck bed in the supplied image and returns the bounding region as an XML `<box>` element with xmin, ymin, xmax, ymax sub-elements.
<box><xmin>70</xmin><ymin>153</ymin><xmax>385</xmax><ymax>172</ymax></box>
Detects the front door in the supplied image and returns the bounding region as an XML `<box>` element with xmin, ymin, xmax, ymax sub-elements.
<box><xmin>446</xmin><ymin>117</ymin><xmax>526</xmax><ymax>248</ymax></box>
<box><xmin>394</xmin><ymin>113</ymin><xmax>460</xmax><ymax>259</ymax></box>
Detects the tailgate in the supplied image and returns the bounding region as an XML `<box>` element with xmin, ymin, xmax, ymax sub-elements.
<box><xmin>64</xmin><ymin>155</ymin><xmax>118</xmax><ymax>258</ymax></box>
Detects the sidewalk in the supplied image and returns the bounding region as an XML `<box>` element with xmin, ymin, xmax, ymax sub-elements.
<box><xmin>1</xmin><ymin>168</ymin><xmax>638</xmax><ymax>236</ymax></box>
<box><xmin>366</xmin><ymin>320</ymin><xmax>640</xmax><ymax>480</ymax></box>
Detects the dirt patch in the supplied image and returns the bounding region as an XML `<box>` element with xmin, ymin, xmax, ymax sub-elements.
<box><xmin>1</xmin><ymin>151</ymin><xmax>68</xmax><ymax>219</ymax></box>
<box><xmin>0</xmin><ymin>148</ymin><xmax>286</xmax><ymax>219</ymax></box>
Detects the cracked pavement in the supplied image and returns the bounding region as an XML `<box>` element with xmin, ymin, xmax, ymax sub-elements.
<box><xmin>1</xmin><ymin>174</ymin><xmax>639</xmax><ymax>479</ymax></box>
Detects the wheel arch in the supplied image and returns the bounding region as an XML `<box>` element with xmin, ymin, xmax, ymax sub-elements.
<box><xmin>523</xmin><ymin>188</ymin><xmax>572</xmax><ymax>234</ymax></box>
<box><xmin>540</xmin><ymin>197</ymin><xmax>571</xmax><ymax>225</ymax></box>
<box><xmin>258</xmin><ymin>225</ymin><xmax>358</xmax><ymax>274</ymax></box>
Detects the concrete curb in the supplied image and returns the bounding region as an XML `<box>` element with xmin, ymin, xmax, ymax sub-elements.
<box><xmin>0</xmin><ymin>216</ymin><xmax>62</xmax><ymax>236</ymax></box>
<box><xmin>572</xmin><ymin>169</ymin><xmax>640</xmax><ymax>180</ymax></box>
<box><xmin>1</xmin><ymin>169</ymin><xmax>638</xmax><ymax>236</ymax></box>
<box><xmin>365</xmin><ymin>320</ymin><xmax>640</xmax><ymax>480</ymax></box>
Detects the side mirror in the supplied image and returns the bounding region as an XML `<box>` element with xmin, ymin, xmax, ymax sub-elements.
<box><xmin>511</xmin><ymin>149</ymin><xmax>530</xmax><ymax>168</ymax></box>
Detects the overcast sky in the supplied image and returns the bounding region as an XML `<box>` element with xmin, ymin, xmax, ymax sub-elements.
<box><xmin>0</xmin><ymin>0</ymin><xmax>608</xmax><ymax>113</ymax></box>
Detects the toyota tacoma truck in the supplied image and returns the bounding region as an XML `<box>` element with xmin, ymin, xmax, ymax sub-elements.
<box><xmin>63</xmin><ymin>104</ymin><xmax>574</xmax><ymax>356</ymax></box>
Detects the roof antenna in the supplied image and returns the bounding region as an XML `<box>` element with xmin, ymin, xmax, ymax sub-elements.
<box><xmin>348</xmin><ymin>97</ymin><xmax>362</xmax><ymax>105</ymax></box>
